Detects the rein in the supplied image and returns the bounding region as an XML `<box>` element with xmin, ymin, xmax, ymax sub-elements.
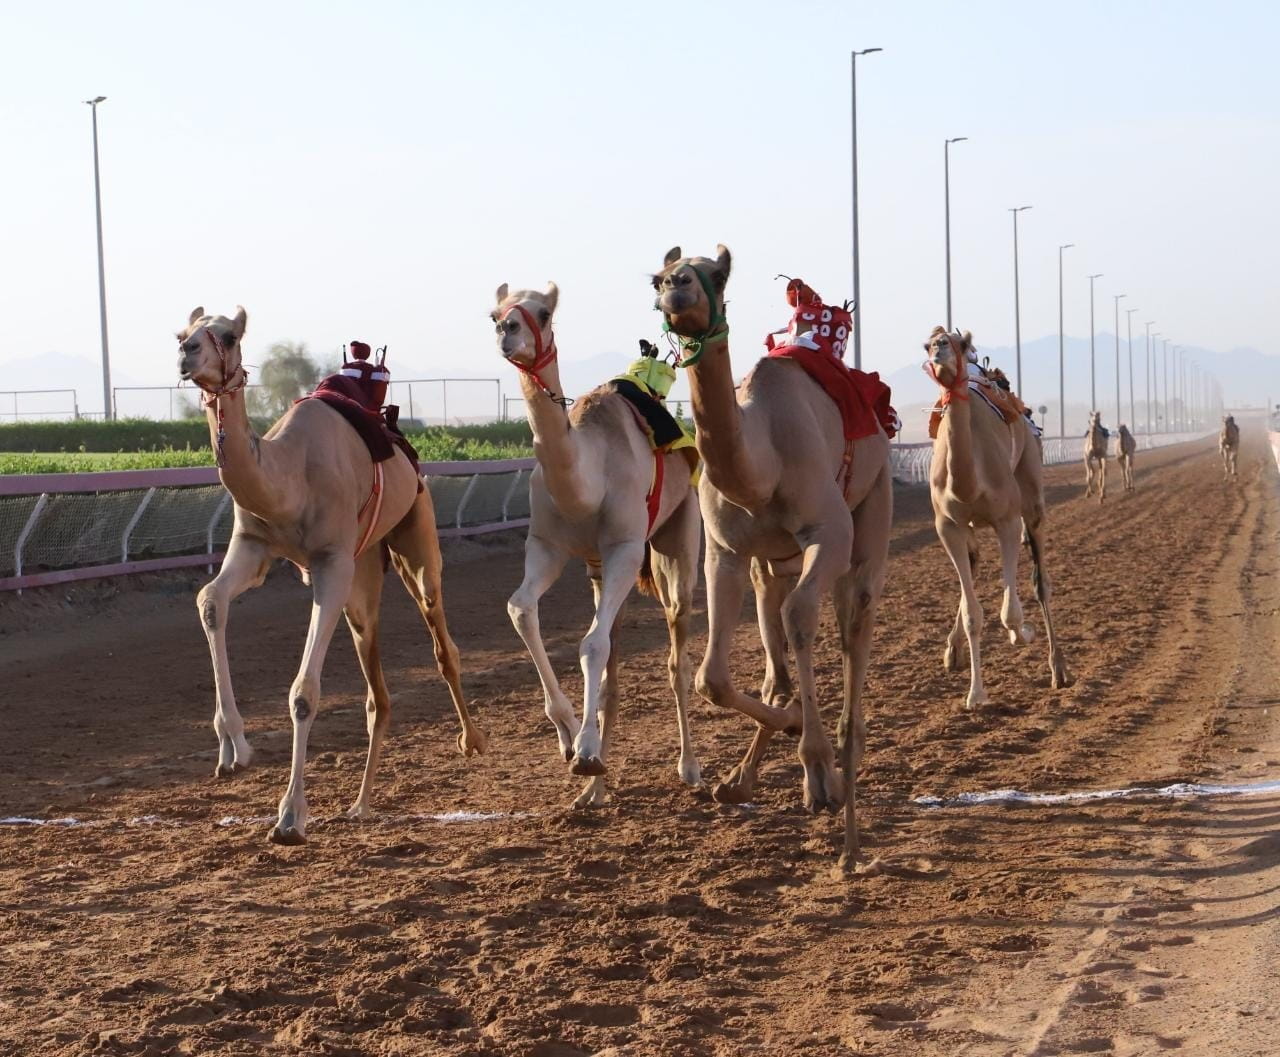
<box><xmin>658</xmin><ymin>263</ymin><xmax>729</xmax><ymax>368</ymax></box>
<box><xmin>503</xmin><ymin>305</ymin><xmax>570</xmax><ymax>408</ymax></box>
<box><xmin>189</xmin><ymin>326</ymin><xmax>249</xmax><ymax>468</ymax></box>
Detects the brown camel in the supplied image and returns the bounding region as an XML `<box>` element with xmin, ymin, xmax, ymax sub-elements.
<box><xmin>177</xmin><ymin>307</ymin><xmax>486</xmax><ymax>845</ymax></box>
<box><xmin>1084</xmin><ymin>411</ymin><xmax>1109</xmax><ymax>502</ymax></box>
<box><xmin>1220</xmin><ymin>415</ymin><xmax>1240</xmax><ymax>478</ymax></box>
<box><xmin>653</xmin><ymin>245</ymin><xmax>892</xmax><ymax>872</ymax></box>
<box><xmin>1116</xmin><ymin>424</ymin><xmax>1136</xmax><ymax>493</ymax></box>
<box><xmin>924</xmin><ymin>328</ymin><xmax>1070</xmax><ymax>709</ymax></box>
<box><xmin>492</xmin><ymin>283</ymin><xmax>702</xmax><ymax>809</ymax></box>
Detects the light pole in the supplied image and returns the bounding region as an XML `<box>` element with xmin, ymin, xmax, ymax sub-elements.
<box><xmin>1125</xmin><ymin>306</ymin><xmax>1138</xmax><ymax>430</ymax></box>
<box><xmin>1113</xmin><ymin>293</ymin><xmax>1126</xmax><ymax>427</ymax></box>
<box><xmin>944</xmin><ymin>136</ymin><xmax>967</xmax><ymax>329</ymax></box>
<box><xmin>850</xmin><ymin>46</ymin><xmax>881</xmax><ymax>371</ymax></box>
<box><xmin>1010</xmin><ymin>205</ymin><xmax>1032</xmax><ymax>393</ymax></box>
<box><xmin>1088</xmin><ymin>273</ymin><xmax>1103</xmax><ymax>413</ymax></box>
<box><xmin>1161</xmin><ymin>338</ymin><xmax>1170</xmax><ymax>432</ymax></box>
<box><xmin>84</xmin><ymin>95</ymin><xmax>111</xmax><ymax>420</ymax></box>
<box><xmin>1152</xmin><ymin>317</ymin><xmax>1162</xmax><ymax>432</ymax></box>
<box><xmin>1057</xmin><ymin>244</ymin><xmax>1073</xmax><ymax>438</ymax></box>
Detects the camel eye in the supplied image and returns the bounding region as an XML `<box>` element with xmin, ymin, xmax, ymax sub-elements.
<box><xmin>538</xmin><ymin>310</ymin><xmax>550</xmax><ymax>326</ymax></box>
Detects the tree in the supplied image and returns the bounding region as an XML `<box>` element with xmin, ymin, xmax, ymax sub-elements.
<box><xmin>249</xmin><ymin>341</ymin><xmax>321</xmax><ymax>420</ymax></box>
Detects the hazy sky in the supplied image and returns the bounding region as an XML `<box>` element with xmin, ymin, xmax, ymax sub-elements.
<box><xmin>2</xmin><ymin>0</ymin><xmax>1277</xmax><ymax>416</ymax></box>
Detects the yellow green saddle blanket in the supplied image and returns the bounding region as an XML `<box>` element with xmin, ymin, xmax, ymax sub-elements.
<box><xmin>609</xmin><ymin>357</ymin><xmax>700</xmax><ymax>484</ymax></box>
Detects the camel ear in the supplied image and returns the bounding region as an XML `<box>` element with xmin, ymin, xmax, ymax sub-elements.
<box><xmin>189</xmin><ymin>306</ymin><xmax>205</xmax><ymax>325</ymax></box>
<box><xmin>494</xmin><ymin>283</ymin><xmax>508</xmax><ymax>305</ymax></box>
<box><xmin>231</xmin><ymin>306</ymin><xmax>247</xmax><ymax>339</ymax></box>
<box><xmin>961</xmin><ymin>330</ymin><xmax>973</xmax><ymax>350</ymax></box>
<box><xmin>664</xmin><ymin>246</ymin><xmax>682</xmax><ymax>267</ymax></box>
<box><xmin>714</xmin><ymin>244</ymin><xmax>732</xmax><ymax>280</ymax></box>
<box><xmin>543</xmin><ymin>281</ymin><xmax>559</xmax><ymax>314</ymax></box>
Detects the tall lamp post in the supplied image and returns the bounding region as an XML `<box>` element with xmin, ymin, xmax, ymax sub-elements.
<box><xmin>1010</xmin><ymin>205</ymin><xmax>1032</xmax><ymax>393</ymax></box>
<box><xmin>1144</xmin><ymin>321</ymin><xmax>1156</xmax><ymax>433</ymax></box>
<box><xmin>944</xmin><ymin>136</ymin><xmax>967</xmax><ymax>329</ymax></box>
<box><xmin>1057</xmin><ymin>244</ymin><xmax>1073</xmax><ymax>438</ymax></box>
<box><xmin>84</xmin><ymin>95</ymin><xmax>112</xmax><ymax>420</ymax></box>
<box><xmin>1125</xmin><ymin>306</ymin><xmax>1138</xmax><ymax>429</ymax></box>
<box><xmin>1112</xmin><ymin>293</ymin><xmax>1127</xmax><ymax>426</ymax></box>
<box><xmin>1088</xmin><ymin>273</ymin><xmax>1103</xmax><ymax>413</ymax></box>
<box><xmin>1162</xmin><ymin>338</ymin><xmax>1170</xmax><ymax>432</ymax></box>
<box><xmin>850</xmin><ymin>46</ymin><xmax>881</xmax><ymax>371</ymax></box>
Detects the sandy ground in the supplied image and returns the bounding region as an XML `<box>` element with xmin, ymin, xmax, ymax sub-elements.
<box><xmin>1</xmin><ymin>432</ymin><xmax>1277</xmax><ymax>1057</ymax></box>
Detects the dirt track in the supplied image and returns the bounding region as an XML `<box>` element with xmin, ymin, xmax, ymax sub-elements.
<box><xmin>2</xmin><ymin>432</ymin><xmax>1279</xmax><ymax>1057</ymax></box>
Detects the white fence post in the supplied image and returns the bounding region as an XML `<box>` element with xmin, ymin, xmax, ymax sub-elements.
<box><xmin>206</xmin><ymin>492</ymin><xmax>232</xmax><ymax>573</ymax></box>
<box><xmin>120</xmin><ymin>487</ymin><xmax>157</xmax><ymax>562</ymax></box>
<box><xmin>455</xmin><ymin>474</ymin><xmax>481</xmax><ymax>530</ymax></box>
<box><xmin>500</xmin><ymin>468</ymin><xmax>524</xmax><ymax>522</ymax></box>
<box><xmin>14</xmin><ymin>493</ymin><xmax>50</xmax><ymax>594</ymax></box>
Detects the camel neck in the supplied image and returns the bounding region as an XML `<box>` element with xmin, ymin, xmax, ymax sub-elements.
<box><xmin>517</xmin><ymin>362</ymin><xmax>595</xmax><ymax>520</ymax></box>
<box><xmin>206</xmin><ymin>390</ymin><xmax>276</xmax><ymax>515</ymax></box>
<box><xmin>939</xmin><ymin>386</ymin><xmax>978</xmax><ymax>503</ymax></box>
<box><xmin>687</xmin><ymin>335</ymin><xmax>769</xmax><ymax>510</ymax></box>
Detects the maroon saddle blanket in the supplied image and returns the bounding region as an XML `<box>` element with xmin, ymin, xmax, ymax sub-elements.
<box><xmin>301</xmin><ymin>374</ymin><xmax>421</xmax><ymax>486</ymax></box>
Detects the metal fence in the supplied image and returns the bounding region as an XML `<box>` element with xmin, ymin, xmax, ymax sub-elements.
<box><xmin>0</xmin><ymin>389</ymin><xmax>81</xmax><ymax>421</ymax></box>
<box><xmin>1</xmin><ymin>458</ymin><xmax>534</xmax><ymax>593</ymax></box>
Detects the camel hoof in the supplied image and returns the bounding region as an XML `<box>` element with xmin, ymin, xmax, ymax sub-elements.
<box><xmin>964</xmin><ymin>693</ymin><xmax>989</xmax><ymax>711</ymax></box>
<box><xmin>1051</xmin><ymin>668</ymin><xmax>1075</xmax><ymax>690</ymax></box>
<box><xmin>802</xmin><ymin>766</ymin><xmax>846</xmax><ymax>816</ymax></box>
<box><xmin>214</xmin><ymin>762</ymin><xmax>236</xmax><ymax>779</ymax></box>
<box><xmin>678</xmin><ymin>758</ymin><xmax>703</xmax><ymax>788</ymax></box>
<box><xmin>346</xmin><ymin>803</ymin><xmax>372</xmax><ymax>821</ymax></box>
<box><xmin>457</xmin><ymin>726</ymin><xmax>489</xmax><ymax>758</ymax></box>
<box><xmin>267</xmin><ymin>825</ymin><xmax>306</xmax><ymax>846</ymax></box>
<box><xmin>570</xmin><ymin>754</ymin><xmax>606</xmax><ymax>777</ymax></box>
<box><xmin>571</xmin><ymin>781</ymin><xmax>609</xmax><ymax>810</ymax></box>
<box><xmin>711</xmin><ymin>774</ymin><xmax>755</xmax><ymax>805</ymax></box>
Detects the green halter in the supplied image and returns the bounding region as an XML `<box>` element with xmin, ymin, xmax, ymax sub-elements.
<box><xmin>658</xmin><ymin>261</ymin><xmax>729</xmax><ymax>367</ymax></box>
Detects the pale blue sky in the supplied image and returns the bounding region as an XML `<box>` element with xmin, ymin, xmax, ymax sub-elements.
<box><xmin>1</xmin><ymin>0</ymin><xmax>1276</xmax><ymax>416</ymax></box>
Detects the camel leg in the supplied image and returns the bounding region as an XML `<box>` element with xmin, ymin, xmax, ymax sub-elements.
<box><xmin>1020</xmin><ymin>508</ymin><xmax>1072</xmax><ymax>690</ymax></box>
<box><xmin>1099</xmin><ymin>456</ymin><xmax>1107</xmax><ymax>503</ymax></box>
<box><xmin>573</xmin><ymin>579</ymin><xmax>624</xmax><ymax>809</ymax></box>
<box><xmin>1084</xmin><ymin>458</ymin><xmax>1093</xmax><ymax>497</ymax></box>
<box><xmin>936</xmin><ymin>515</ymin><xmax>988</xmax><ymax>708</ymax></box>
<box><xmin>507</xmin><ymin>534</ymin><xmax>578</xmax><ymax>761</ymax></box>
<box><xmin>784</xmin><ymin>510</ymin><xmax>854</xmax><ymax>815</ymax></box>
<box><xmin>196</xmin><ymin>533</ymin><xmax>271</xmax><ymax>778</ymax></box>
<box><xmin>834</xmin><ymin>466</ymin><xmax>891</xmax><ymax>871</ymax></box>
<box><xmin>269</xmin><ymin>553</ymin><xmax>354</xmax><ymax>845</ymax></box>
<box><xmin>751</xmin><ymin>557</ymin><xmax>794</xmax><ymax>708</ymax></box>
<box><xmin>344</xmin><ymin>546</ymin><xmax>392</xmax><ymax>820</ymax></box>
<box><xmin>943</xmin><ymin>530</ymin><xmax>977</xmax><ymax>671</ymax></box>
<box><xmin>387</xmin><ymin>491</ymin><xmax>487</xmax><ymax>757</ymax></box>
<box><xmin>996</xmin><ymin>517</ymin><xmax>1036</xmax><ymax>646</ymax></box>
<box><xmin>650</xmin><ymin>495</ymin><xmax>703</xmax><ymax>789</ymax></box>
<box><xmin>570</xmin><ymin>539</ymin><xmax>644</xmax><ymax>776</ymax></box>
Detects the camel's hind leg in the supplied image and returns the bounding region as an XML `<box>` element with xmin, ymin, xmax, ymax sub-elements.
<box><xmin>943</xmin><ymin>529</ymin><xmax>978</xmax><ymax>670</ymax></box>
<box><xmin>507</xmin><ymin>534</ymin><xmax>577</xmax><ymax>761</ymax></box>
<box><xmin>387</xmin><ymin>490</ymin><xmax>487</xmax><ymax>758</ymax></box>
<box><xmin>1099</xmin><ymin>456</ymin><xmax>1107</xmax><ymax>503</ymax></box>
<box><xmin>936</xmin><ymin>515</ymin><xmax>988</xmax><ymax>708</ymax></box>
<box><xmin>344</xmin><ymin>546</ymin><xmax>393</xmax><ymax>820</ymax></box>
<box><xmin>996</xmin><ymin>517</ymin><xmax>1036</xmax><ymax>646</ymax></box>
<box><xmin>834</xmin><ymin>464</ymin><xmax>891</xmax><ymax>871</ymax></box>
<box><xmin>649</xmin><ymin>493</ymin><xmax>703</xmax><ymax>789</ymax></box>
<box><xmin>196</xmin><ymin>533</ymin><xmax>271</xmax><ymax>778</ymax></box>
<box><xmin>270</xmin><ymin>551</ymin><xmax>355</xmax><ymax>845</ymax></box>
<box><xmin>1021</xmin><ymin>504</ymin><xmax>1072</xmax><ymax>690</ymax></box>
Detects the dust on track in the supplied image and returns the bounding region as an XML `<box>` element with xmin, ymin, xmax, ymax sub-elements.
<box><xmin>1</xmin><ymin>433</ymin><xmax>1277</xmax><ymax>1056</ymax></box>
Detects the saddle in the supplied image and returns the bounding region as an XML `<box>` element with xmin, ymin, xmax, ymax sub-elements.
<box><xmin>928</xmin><ymin>363</ymin><xmax>1029</xmax><ymax>440</ymax></box>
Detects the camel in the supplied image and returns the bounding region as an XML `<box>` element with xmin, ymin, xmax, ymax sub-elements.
<box><xmin>1116</xmin><ymin>424</ymin><xmax>1136</xmax><ymax>493</ymax></box>
<box><xmin>923</xmin><ymin>328</ymin><xmax>1070</xmax><ymax>709</ymax></box>
<box><xmin>652</xmin><ymin>245</ymin><xmax>892</xmax><ymax>872</ymax></box>
<box><xmin>177</xmin><ymin>307</ymin><xmax>486</xmax><ymax>845</ymax></box>
<box><xmin>1084</xmin><ymin>411</ymin><xmax>1109</xmax><ymax>502</ymax></box>
<box><xmin>493</xmin><ymin>283</ymin><xmax>702</xmax><ymax>809</ymax></box>
<box><xmin>1220</xmin><ymin>415</ymin><xmax>1240</xmax><ymax>479</ymax></box>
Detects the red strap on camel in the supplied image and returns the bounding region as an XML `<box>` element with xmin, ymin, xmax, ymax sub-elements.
<box><xmin>621</xmin><ymin>400</ymin><xmax>666</xmax><ymax>538</ymax></box>
<box><xmin>502</xmin><ymin>305</ymin><xmax>565</xmax><ymax>406</ymax></box>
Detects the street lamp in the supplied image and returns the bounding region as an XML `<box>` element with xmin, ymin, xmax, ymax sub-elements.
<box><xmin>1113</xmin><ymin>293</ymin><xmax>1126</xmax><ymax>427</ymax></box>
<box><xmin>850</xmin><ymin>47</ymin><xmax>882</xmax><ymax>371</ymax></box>
<box><xmin>944</xmin><ymin>136</ymin><xmax>967</xmax><ymax>329</ymax></box>
<box><xmin>1057</xmin><ymin>244</ymin><xmax>1073</xmax><ymax>439</ymax></box>
<box><xmin>84</xmin><ymin>95</ymin><xmax>111</xmax><ymax>420</ymax></box>
<box><xmin>1125</xmin><ymin>306</ymin><xmax>1138</xmax><ymax>430</ymax></box>
<box><xmin>1088</xmin><ymin>273</ymin><xmax>1103</xmax><ymax>413</ymax></box>
<box><xmin>1010</xmin><ymin>205</ymin><xmax>1032</xmax><ymax>393</ymax></box>
<box><xmin>1144</xmin><ymin>321</ymin><xmax>1156</xmax><ymax>434</ymax></box>
<box><xmin>1161</xmin><ymin>338</ymin><xmax>1170</xmax><ymax>432</ymax></box>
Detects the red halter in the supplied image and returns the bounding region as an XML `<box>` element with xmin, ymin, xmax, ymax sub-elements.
<box><xmin>502</xmin><ymin>305</ymin><xmax>567</xmax><ymax>407</ymax></box>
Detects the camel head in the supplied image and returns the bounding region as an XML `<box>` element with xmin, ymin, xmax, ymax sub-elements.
<box><xmin>490</xmin><ymin>282</ymin><xmax>559</xmax><ymax>368</ymax></box>
<box><xmin>652</xmin><ymin>245</ymin><xmax>731</xmax><ymax>347</ymax></box>
<box><xmin>176</xmin><ymin>306</ymin><xmax>247</xmax><ymax>392</ymax></box>
<box><xmin>923</xmin><ymin>326</ymin><xmax>972</xmax><ymax>390</ymax></box>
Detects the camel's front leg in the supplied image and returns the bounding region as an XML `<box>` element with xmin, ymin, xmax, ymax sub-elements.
<box><xmin>783</xmin><ymin>511</ymin><xmax>854</xmax><ymax>815</ymax></box>
<box><xmin>996</xmin><ymin>518</ymin><xmax>1036</xmax><ymax>646</ymax></box>
<box><xmin>1083</xmin><ymin>458</ymin><xmax>1094</xmax><ymax>497</ymax></box>
<box><xmin>571</xmin><ymin>539</ymin><xmax>644</xmax><ymax>776</ymax></box>
<box><xmin>196</xmin><ymin>533</ymin><xmax>271</xmax><ymax>778</ymax></box>
<box><xmin>751</xmin><ymin>557</ymin><xmax>795</xmax><ymax>708</ymax></box>
<box><xmin>573</xmin><ymin>580</ymin><xmax>624</xmax><ymax>809</ymax></box>
<box><xmin>936</xmin><ymin>515</ymin><xmax>988</xmax><ymax>708</ymax></box>
<box><xmin>344</xmin><ymin>546</ymin><xmax>392</xmax><ymax>820</ymax></box>
<box><xmin>1099</xmin><ymin>456</ymin><xmax>1107</xmax><ymax>503</ymax></box>
<box><xmin>650</xmin><ymin>494</ymin><xmax>703</xmax><ymax>789</ymax></box>
<box><xmin>507</xmin><ymin>534</ymin><xmax>577</xmax><ymax>761</ymax></box>
<box><xmin>270</xmin><ymin>553</ymin><xmax>355</xmax><ymax>845</ymax></box>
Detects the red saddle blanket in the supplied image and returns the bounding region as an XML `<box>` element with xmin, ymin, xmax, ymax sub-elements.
<box><xmin>767</xmin><ymin>345</ymin><xmax>898</xmax><ymax>441</ymax></box>
<box><xmin>303</xmin><ymin>374</ymin><xmax>421</xmax><ymax>485</ymax></box>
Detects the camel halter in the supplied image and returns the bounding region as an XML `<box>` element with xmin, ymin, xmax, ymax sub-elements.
<box><xmin>924</xmin><ymin>335</ymin><xmax>971</xmax><ymax>406</ymax></box>
<box><xmin>658</xmin><ymin>263</ymin><xmax>729</xmax><ymax>368</ymax></box>
<box><xmin>502</xmin><ymin>305</ymin><xmax>569</xmax><ymax>408</ymax></box>
<box><xmin>188</xmin><ymin>325</ymin><xmax>250</xmax><ymax>468</ymax></box>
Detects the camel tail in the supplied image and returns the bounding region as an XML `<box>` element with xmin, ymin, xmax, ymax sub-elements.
<box><xmin>636</xmin><ymin>542</ymin><xmax>659</xmax><ymax>598</ymax></box>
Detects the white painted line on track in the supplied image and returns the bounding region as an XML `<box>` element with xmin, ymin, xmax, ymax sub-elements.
<box><xmin>914</xmin><ymin>778</ymin><xmax>1280</xmax><ymax>809</ymax></box>
<box><xmin>0</xmin><ymin>810</ymin><xmax>522</xmax><ymax>830</ymax></box>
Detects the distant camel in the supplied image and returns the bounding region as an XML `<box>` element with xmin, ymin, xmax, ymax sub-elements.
<box><xmin>1116</xmin><ymin>425</ymin><xmax>1136</xmax><ymax>493</ymax></box>
<box><xmin>1084</xmin><ymin>411</ymin><xmax>1109</xmax><ymax>502</ymax></box>
<box><xmin>1220</xmin><ymin>415</ymin><xmax>1240</xmax><ymax>478</ymax></box>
